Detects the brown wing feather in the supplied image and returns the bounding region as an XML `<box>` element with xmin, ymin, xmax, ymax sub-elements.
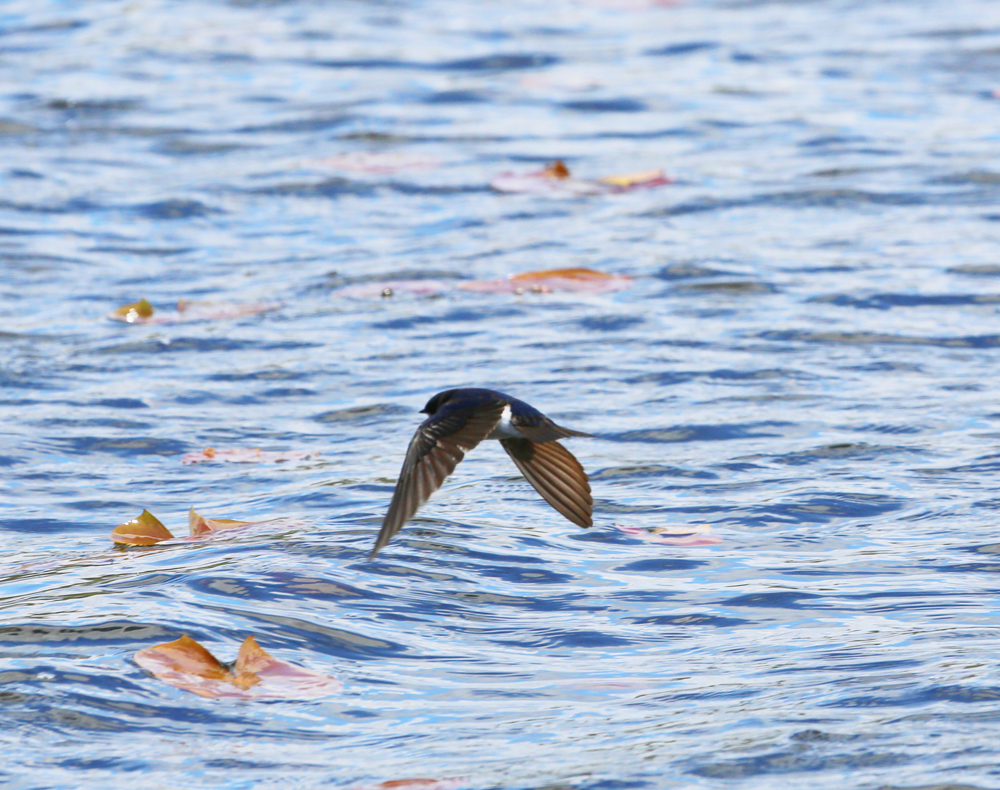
<box><xmin>510</xmin><ymin>421</ymin><xmax>594</xmax><ymax>443</ymax></box>
<box><xmin>371</xmin><ymin>402</ymin><xmax>505</xmax><ymax>558</ymax></box>
<box><xmin>500</xmin><ymin>438</ymin><xmax>593</xmax><ymax>528</ymax></box>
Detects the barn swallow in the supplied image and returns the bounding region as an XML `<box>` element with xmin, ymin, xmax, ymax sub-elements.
<box><xmin>371</xmin><ymin>388</ymin><xmax>593</xmax><ymax>558</ymax></box>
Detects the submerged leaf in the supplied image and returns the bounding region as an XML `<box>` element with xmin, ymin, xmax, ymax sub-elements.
<box><xmin>615</xmin><ymin>523</ymin><xmax>723</xmax><ymax>546</ymax></box>
<box><xmin>181</xmin><ymin>447</ymin><xmax>320</xmax><ymax>464</ymax></box>
<box><xmin>109</xmin><ymin>298</ymin><xmax>155</xmax><ymax>324</ymax></box>
<box><xmin>459</xmin><ymin>267</ymin><xmax>633</xmax><ymax>294</ymax></box>
<box><xmin>135</xmin><ymin>635</ymin><xmax>343</xmax><ymax>699</ymax></box>
<box><xmin>111</xmin><ymin>510</ymin><xmax>175</xmax><ymax>545</ymax></box>
<box><xmin>188</xmin><ymin>507</ymin><xmax>257</xmax><ymax>537</ymax></box>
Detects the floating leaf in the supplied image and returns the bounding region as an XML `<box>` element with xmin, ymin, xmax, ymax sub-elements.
<box><xmin>134</xmin><ymin>635</ymin><xmax>343</xmax><ymax>699</ymax></box>
<box><xmin>311</xmin><ymin>151</ymin><xmax>440</xmax><ymax>174</ymax></box>
<box><xmin>543</xmin><ymin>159</ymin><xmax>570</xmax><ymax>178</ymax></box>
<box><xmin>188</xmin><ymin>507</ymin><xmax>257</xmax><ymax>537</ymax></box>
<box><xmin>599</xmin><ymin>168</ymin><xmax>671</xmax><ymax>189</ymax></box>
<box><xmin>459</xmin><ymin>267</ymin><xmax>633</xmax><ymax>295</ymax></box>
<box><xmin>109</xmin><ymin>298</ymin><xmax>155</xmax><ymax>324</ymax></box>
<box><xmin>490</xmin><ymin>161</ymin><xmax>606</xmax><ymax>196</ymax></box>
<box><xmin>108</xmin><ymin>299</ymin><xmax>279</xmax><ymax>325</ymax></box>
<box><xmin>175</xmin><ymin>299</ymin><xmax>280</xmax><ymax>321</ymax></box>
<box><xmin>490</xmin><ymin>160</ymin><xmax>670</xmax><ymax>195</ymax></box>
<box><xmin>615</xmin><ymin>523</ymin><xmax>723</xmax><ymax>546</ymax></box>
<box><xmin>181</xmin><ymin>447</ymin><xmax>320</xmax><ymax>464</ymax></box>
<box><xmin>332</xmin><ymin>279</ymin><xmax>452</xmax><ymax>299</ymax></box>
<box><xmin>331</xmin><ymin>268</ymin><xmax>632</xmax><ymax>299</ymax></box>
<box><xmin>111</xmin><ymin>510</ymin><xmax>175</xmax><ymax>546</ymax></box>
<box><xmin>364</xmin><ymin>780</ymin><xmax>469</xmax><ymax>790</ymax></box>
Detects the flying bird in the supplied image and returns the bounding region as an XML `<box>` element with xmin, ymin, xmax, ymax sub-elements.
<box><xmin>371</xmin><ymin>388</ymin><xmax>593</xmax><ymax>558</ymax></box>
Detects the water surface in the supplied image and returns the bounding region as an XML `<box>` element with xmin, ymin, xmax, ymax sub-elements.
<box><xmin>3</xmin><ymin>0</ymin><xmax>1000</xmax><ymax>787</ymax></box>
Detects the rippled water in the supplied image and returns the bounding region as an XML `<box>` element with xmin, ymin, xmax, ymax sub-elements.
<box><xmin>4</xmin><ymin>0</ymin><xmax>1000</xmax><ymax>787</ymax></box>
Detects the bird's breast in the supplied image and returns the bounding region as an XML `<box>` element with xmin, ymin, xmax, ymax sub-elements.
<box><xmin>486</xmin><ymin>404</ymin><xmax>524</xmax><ymax>440</ymax></box>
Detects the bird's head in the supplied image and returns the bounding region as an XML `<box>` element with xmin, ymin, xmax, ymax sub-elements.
<box><xmin>420</xmin><ymin>389</ymin><xmax>457</xmax><ymax>415</ymax></box>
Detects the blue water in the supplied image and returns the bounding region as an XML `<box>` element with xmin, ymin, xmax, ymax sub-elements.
<box><xmin>3</xmin><ymin>0</ymin><xmax>1000</xmax><ymax>787</ymax></box>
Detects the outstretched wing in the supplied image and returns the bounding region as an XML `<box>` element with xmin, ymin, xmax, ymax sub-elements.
<box><xmin>500</xmin><ymin>438</ymin><xmax>593</xmax><ymax>528</ymax></box>
<box><xmin>371</xmin><ymin>400</ymin><xmax>506</xmax><ymax>558</ymax></box>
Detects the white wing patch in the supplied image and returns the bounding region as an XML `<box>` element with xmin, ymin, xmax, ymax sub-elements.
<box><xmin>486</xmin><ymin>404</ymin><xmax>523</xmax><ymax>439</ymax></box>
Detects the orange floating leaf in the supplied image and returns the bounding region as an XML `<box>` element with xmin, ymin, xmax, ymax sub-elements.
<box><xmin>181</xmin><ymin>447</ymin><xmax>320</xmax><ymax>464</ymax></box>
<box><xmin>490</xmin><ymin>168</ymin><xmax>605</xmax><ymax>196</ymax></box>
<box><xmin>111</xmin><ymin>510</ymin><xmax>175</xmax><ymax>546</ymax></box>
<box><xmin>542</xmin><ymin>159</ymin><xmax>570</xmax><ymax>178</ymax></box>
<box><xmin>615</xmin><ymin>523</ymin><xmax>723</xmax><ymax>546</ymax></box>
<box><xmin>459</xmin><ymin>267</ymin><xmax>633</xmax><ymax>295</ymax></box>
<box><xmin>135</xmin><ymin>635</ymin><xmax>343</xmax><ymax>699</ymax></box>
<box><xmin>109</xmin><ymin>298</ymin><xmax>155</xmax><ymax>324</ymax></box>
<box><xmin>188</xmin><ymin>507</ymin><xmax>257</xmax><ymax>537</ymax></box>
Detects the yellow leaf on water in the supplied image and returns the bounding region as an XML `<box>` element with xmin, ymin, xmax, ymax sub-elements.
<box><xmin>111</xmin><ymin>510</ymin><xmax>175</xmax><ymax>545</ymax></box>
<box><xmin>599</xmin><ymin>168</ymin><xmax>669</xmax><ymax>188</ymax></box>
<box><xmin>110</xmin><ymin>298</ymin><xmax>155</xmax><ymax>324</ymax></box>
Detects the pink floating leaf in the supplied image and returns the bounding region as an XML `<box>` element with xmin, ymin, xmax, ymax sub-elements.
<box><xmin>182</xmin><ymin>511</ymin><xmax>306</xmax><ymax>542</ymax></box>
<box><xmin>175</xmin><ymin>299</ymin><xmax>281</xmax><ymax>321</ymax></box>
<box><xmin>311</xmin><ymin>151</ymin><xmax>440</xmax><ymax>174</ymax></box>
<box><xmin>459</xmin><ymin>267</ymin><xmax>633</xmax><ymax>295</ymax></box>
<box><xmin>357</xmin><ymin>779</ymin><xmax>470</xmax><ymax>790</ymax></box>
<box><xmin>333</xmin><ymin>280</ymin><xmax>452</xmax><ymax>299</ymax></box>
<box><xmin>615</xmin><ymin>523</ymin><xmax>723</xmax><ymax>546</ymax></box>
<box><xmin>135</xmin><ymin>635</ymin><xmax>343</xmax><ymax>700</ymax></box>
<box><xmin>188</xmin><ymin>507</ymin><xmax>258</xmax><ymax>537</ymax></box>
<box><xmin>181</xmin><ymin>447</ymin><xmax>319</xmax><ymax>464</ymax></box>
